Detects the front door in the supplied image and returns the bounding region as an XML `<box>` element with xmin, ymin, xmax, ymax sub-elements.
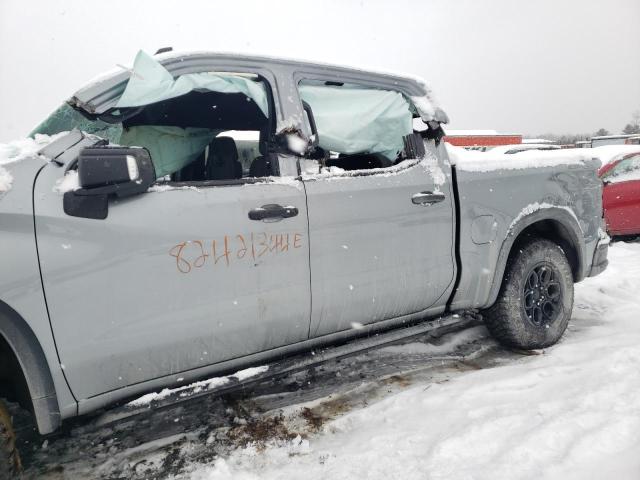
<box><xmin>34</xmin><ymin>169</ymin><xmax>311</xmax><ymax>400</ymax></box>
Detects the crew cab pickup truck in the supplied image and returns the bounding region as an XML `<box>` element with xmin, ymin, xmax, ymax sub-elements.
<box><xmin>0</xmin><ymin>50</ymin><xmax>608</xmax><ymax>475</ymax></box>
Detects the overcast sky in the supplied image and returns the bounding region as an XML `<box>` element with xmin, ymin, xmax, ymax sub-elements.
<box><xmin>1</xmin><ymin>0</ymin><xmax>638</xmax><ymax>142</ymax></box>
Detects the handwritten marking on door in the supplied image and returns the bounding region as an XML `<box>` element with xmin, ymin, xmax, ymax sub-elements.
<box><xmin>169</xmin><ymin>232</ymin><xmax>303</xmax><ymax>273</ymax></box>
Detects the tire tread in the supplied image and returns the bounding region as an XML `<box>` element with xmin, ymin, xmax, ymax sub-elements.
<box><xmin>484</xmin><ymin>237</ymin><xmax>574</xmax><ymax>349</ymax></box>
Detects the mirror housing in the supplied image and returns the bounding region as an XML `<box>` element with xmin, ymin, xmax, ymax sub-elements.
<box><xmin>64</xmin><ymin>146</ymin><xmax>155</xmax><ymax>220</ymax></box>
<box><xmin>76</xmin><ymin>146</ymin><xmax>155</xmax><ymax>195</ymax></box>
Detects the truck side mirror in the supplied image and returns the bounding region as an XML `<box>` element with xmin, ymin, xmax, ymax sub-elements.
<box><xmin>64</xmin><ymin>146</ymin><xmax>156</xmax><ymax>220</ymax></box>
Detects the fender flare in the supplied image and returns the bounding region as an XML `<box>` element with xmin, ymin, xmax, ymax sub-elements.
<box><xmin>0</xmin><ymin>301</ymin><xmax>61</xmax><ymax>435</ymax></box>
<box><xmin>485</xmin><ymin>208</ymin><xmax>586</xmax><ymax>308</ymax></box>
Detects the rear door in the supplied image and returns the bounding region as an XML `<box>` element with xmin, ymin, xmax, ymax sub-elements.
<box><xmin>295</xmin><ymin>79</ymin><xmax>456</xmax><ymax>337</ymax></box>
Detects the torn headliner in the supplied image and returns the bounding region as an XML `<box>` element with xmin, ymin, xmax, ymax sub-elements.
<box><xmin>70</xmin><ymin>51</ymin><xmax>449</xmax><ymax>125</ymax></box>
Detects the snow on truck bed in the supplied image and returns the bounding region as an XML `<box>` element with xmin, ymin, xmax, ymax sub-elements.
<box><xmin>446</xmin><ymin>143</ymin><xmax>598</xmax><ymax>172</ymax></box>
<box><xmin>179</xmin><ymin>241</ymin><xmax>640</xmax><ymax>480</ymax></box>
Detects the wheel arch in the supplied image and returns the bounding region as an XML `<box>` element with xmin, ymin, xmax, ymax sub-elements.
<box><xmin>0</xmin><ymin>300</ymin><xmax>61</xmax><ymax>435</ymax></box>
<box><xmin>485</xmin><ymin>208</ymin><xmax>586</xmax><ymax>308</ymax></box>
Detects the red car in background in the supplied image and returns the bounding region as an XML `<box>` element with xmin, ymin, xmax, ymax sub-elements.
<box><xmin>598</xmin><ymin>150</ymin><xmax>640</xmax><ymax>237</ymax></box>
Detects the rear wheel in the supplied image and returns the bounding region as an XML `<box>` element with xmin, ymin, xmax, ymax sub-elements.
<box><xmin>0</xmin><ymin>399</ymin><xmax>21</xmax><ymax>478</ymax></box>
<box><xmin>483</xmin><ymin>238</ymin><xmax>574</xmax><ymax>349</ymax></box>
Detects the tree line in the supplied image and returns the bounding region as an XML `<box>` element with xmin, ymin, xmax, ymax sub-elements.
<box><xmin>536</xmin><ymin>110</ymin><xmax>640</xmax><ymax>144</ymax></box>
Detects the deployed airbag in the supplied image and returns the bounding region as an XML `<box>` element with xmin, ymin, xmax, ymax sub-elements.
<box><xmin>119</xmin><ymin>125</ymin><xmax>215</xmax><ymax>177</ymax></box>
<box><xmin>116</xmin><ymin>51</ymin><xmax>269</xmax><ymax>117</ymax></box>
<box><xmin>298</xmin><ymin>83</ymin><xmax>413</xmax><ymax>161</ymax></box>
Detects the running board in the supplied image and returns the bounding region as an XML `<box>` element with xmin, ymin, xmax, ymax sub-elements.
<box><xmin>92</xmin><ymin>313</ymin><xmax>479</xmax><ymax>428</ymax></box>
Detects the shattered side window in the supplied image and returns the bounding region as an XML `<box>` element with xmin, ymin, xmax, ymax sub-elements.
<box><xmin>32</xmin><ymin>51</ymin><xmax>274</xmax><ymax>183</ymax></box>
<box><xmin>30</xmin><ymin>103</ymin><xmax>122</xmax><ymax>144</ymax></box>
<box><xmin>297</xmin><ymin>80</ymin><xmax>414</xmax><ymax>171</ymax></box>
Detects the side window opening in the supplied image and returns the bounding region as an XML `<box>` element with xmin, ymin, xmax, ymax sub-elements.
<box><xmin>297</xmin><ymin>79</ymin><xmax>419</xmax><ymax>173</ymax></box>
<box><xmin>32</xmin><ymin>71</ymin><xmax>276</xmax><ymax>184</ymax></box>
<box><xmin>117</xmin><ymin>80</ymin><xmax>275</xmax><ymax>183</ymax></box>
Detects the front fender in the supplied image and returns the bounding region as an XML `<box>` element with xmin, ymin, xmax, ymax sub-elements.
<box><xmin>0</xmin><ymin>155</ymin><xmax>77</xmax><ymax>433</ymax></box>
<box><xmin>0</xmin><ymin>302</ymin><xmax>61</xmax><ymax>435</ymax></box>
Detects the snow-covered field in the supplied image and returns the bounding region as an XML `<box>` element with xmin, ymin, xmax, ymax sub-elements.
<box><xmin>178</xmin><ymin>241</ymin><xmax>640</xmax><ymax>480</ymax></box>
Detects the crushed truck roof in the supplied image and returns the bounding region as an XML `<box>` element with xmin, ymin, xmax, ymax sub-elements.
<box><xmin>71</xmin><ymin>50</ymin><xmax>448</xmax><ymax>125</ymax></box>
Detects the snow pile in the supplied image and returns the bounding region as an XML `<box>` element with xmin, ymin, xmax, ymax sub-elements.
<box><xmin>128</xmin><ymin>377</ymin><xmax>230</xmax><ymax>407</ymax></box>
<box><xmin>147</xmin><ymin>184</ymin><xmax>202</xmax><ymax>193</ymax></box>
<box><xmin>285</xmin><ymin>134</ymin><xmax>308</xmax><ymax>155</ymax></box>
<box><xmin>183</xmin><ymin>242</ymin><xmax>640</xmax><ymax>480</ymax></box>
<box><xmin>231</xmin><ymin>365</ymin><xmax>269</xmax><ymax>381</ymax></box>
<box><xmin>127</xmin><ymin>365</ymin><xmax>269</xmax><ymax>407</ymax></box>
<box><xmin>53</xmin><ymin>170</ymin><xmax>80</xmax><ymax>193</ymax></box>
<box><xmin>446</xmin><ymin>143</ymin><xmax>597</xmax><ymax>172</ymax></box>
<box><xmin>378</xmin><ymin>325</ymin><xmax>487</xmax><ymax>356</ymax></box>
<box><xmin>300</xmin><ymin>160</ymin><xmax>421</xmax><ymax>181</ymax></box>
<box><xmin>0</xmin><ymin>133</ymin><xmax>68</xmax><ymax>193</ymax></box>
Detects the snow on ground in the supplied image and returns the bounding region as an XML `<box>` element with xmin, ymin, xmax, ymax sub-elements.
<box><xmin>180</xmin><ymin>242</ymin><xmax>640</xmax><ymax>480</ymax></box>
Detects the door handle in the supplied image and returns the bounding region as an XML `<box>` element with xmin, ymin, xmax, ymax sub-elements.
<box><xmin>248</xmin><ymin>204</ymin><xmax>299</xmax><ymax>221</ymax></box>
<box><xmin>412</xmin><ymin>191</ymin><xmax>445</xmax><ymax>205</ymax></box>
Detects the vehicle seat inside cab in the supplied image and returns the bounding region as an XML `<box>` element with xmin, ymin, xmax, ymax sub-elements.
<box><xmin>249</xmin><ymin>140</ymin><xmax>274</xmax><ymax>177</ymax></box>
<box><xmin>207</xmin><ymin>137</ymin><xmax>243</xmax><ymax>180</ymax></box>
<box><xmin>175</xmin><ymin>152</ymin><xmax>207</xmax><ymax>181</ymax></box>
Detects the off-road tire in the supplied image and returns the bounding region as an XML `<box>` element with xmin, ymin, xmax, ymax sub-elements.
<box><xmin>0</xmin><ymin>399</ymin><xmax>21</xmax><ymax>479</ymax></box>
<box><xmin>484</xmin><ymin>238</ymin><xmax>574</xmax><ymax>349</ymax></box>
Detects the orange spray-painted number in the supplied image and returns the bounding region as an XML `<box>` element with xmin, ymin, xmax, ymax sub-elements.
<box><xmin>169</xmin><ymin>232</ymin><xmax>304</xmax><ymax>274</ymax></box>
<box><xmin>169</xmin><ymin>242</ymin><xmax>191</xmax><ymax>274</ymax></box>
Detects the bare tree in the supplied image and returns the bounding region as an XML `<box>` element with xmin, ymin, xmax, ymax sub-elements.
<box><xmin>623</xmin><ymin>110</ymin><xmax>640</xmax><ymax>135</ymax></box>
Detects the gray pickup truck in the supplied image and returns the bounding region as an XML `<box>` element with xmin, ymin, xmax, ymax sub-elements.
<box><xmin>0</xmin><ymin>50</ymin><xmax>608</xmax><ymax>475</ymax></box>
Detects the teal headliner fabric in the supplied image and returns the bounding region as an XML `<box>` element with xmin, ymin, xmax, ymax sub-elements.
<box><xmin>298</xmin><ymin>83</ymin><xmax>413</xmax><ymax>160</ymax></box>
<box><xmin>116</xmin><ymin>50</ymin><xmax>269</xmax><ymax>117</ymax></box>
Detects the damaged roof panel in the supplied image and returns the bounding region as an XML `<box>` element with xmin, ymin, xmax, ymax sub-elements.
<box><xmin>115</xmin><ymin>51</ymin><xmax>269</xmax><ymax>116</ymax></box>
<box><xmin>71</xmin><ymin>50</ymin><xmax>447</xmax><ymax>124</ymax></box>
